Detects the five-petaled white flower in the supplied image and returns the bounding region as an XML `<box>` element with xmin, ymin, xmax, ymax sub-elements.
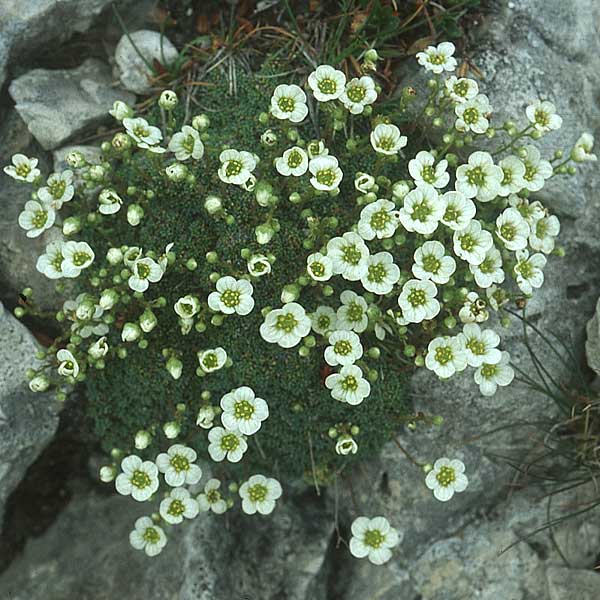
<box><xmin>4</xmin><ymin>154</ymin><xmax>40</xmax><ymax>182</ymax></box>
<box><xmin>270</xmin><ymin>84</ymin><xmax>309</xmax><ymax>122</ymax></box>
<box><xmin>425</xmin><ymin>336</ymin><xmax>467</xmax><ymax>379</ymax></box>
<box><xmin>129</xmin><ymin>516</ymin><xmax>167</xmax><ymax>557</ymax></box>
<box><xmin>56</xmin><ymin>348</ymin><xmax>79</xmax><ymax>378</ymax></box>
<box><xmin>159</xmin><ymin>487</ymin><xmax>199</xmax><ymax>525</ymax></box>
<box><xmin>36</xmin><ymin>240</ymin><xmax>66</xmax><ymax>279</ymax></box>
<box><xmin>357</xmin><ymin>199</ymin><xmax>400</xmax><ymax>240</ymax></box>
<box><xmin>571</xmin><ymin>133</ymin><xmax>597</xmax><ymax>162</ymax></box>
<box><xmin>325</xmin><ymin>364</ymin><xmax>371</xmax><ymax>405</ymax></box>
<box><xmin>459</xmin><ymin>291</ymin><xmax>489</xmax><ymax>324</ymax></box>
<box><xmin>98</xmin><ymin>188</ymin><xmax>123</xmax><ymax>215</ymax></box>
<box><xmin>156</xmin><ymin>444</ymin><xmax>202</xmax><ymax>487</ymax></box>
<box><xmin>168</xmin><ymin>125</ymin><xmax>205</xmax><ymax>161</ymax></box>
<box><xmin>495</xmin><ymin>207</ymin><xmax>530</xmax><ymax>251</ymax></box>
<box><xmin>398</xmin><ymin>279</ymin><xmax>440</xmax><ymax>323</ymax></box>
<box><xmin>61</xmin><ymin>241</ymin><xmax>95</xmax><ymax>278</ymax></box>
<box><xmin>197</xmin><ymin>347</ymin><xmax>227</xmax><ymax>373</ymax></box>
<box><xmin>454</xmin><ymin>94</ymin><xmax>492</xmax><ymax>134</ymax></box>
<box><xmin>208</xmin><ymin>276</ymin><xmax>254</xmax><ymax>316</ymax></box>
<box><xmin>198</xmin><ymin>478</ymin><xmax>228</xmax><ymax>514</ymax></box>
<box><xmin>18</xmin><ymin>199</ymin><xmax>56</xmax><ymax>238</ymax></box>
<box><xmin>309</xmin><ymin>155</ymin><xmax>343</xmax><ymax>191</ymax></box>
<box><xmin>208</xmin><ymin>426</ymin><xmax>248</xmax><ymax>462</ymax></box>
<box><xmin>307</xmin><ymin>252</ymin><xmax>333</xmax><ymax>281</ymax></box>
<box><xmin>311</xmin><ymin>306</ymin><xmax>338</xmax><ymax>336</ymax></box>
<box><xmin>425</xmin><ymin>458</ymin><xmax>469</xmax><ymax>502</ymax></box>
<box><xmin>336</xmin><ymin>290</ymin><xmax>369</xmax><ymax>333</ymax></box>
<box><xmin>399</xmin><ymin>183</ymin><xmax>446</xmax><ymax>235</ymax></box>
<box><xmin>218</xmin><ymin>149</ymin><xmax>257</xmax><ymax>185</ymax></box>
<box><xmin>239</xmin><ymin>474</ymin><xmax>282</xmax><ymax>515</ymax></box>
<box><xmin>529</xmin><ymin>214</ymin><xmax>560</xmax><ymax>254</ymax></box>
<box><xmin>308</xmin><ymin>65</ymin><xmax>346</xmax><ymax>102</ymax></box>
<box><xmin>340</xmin><ymin>76</ymin><xmax>377</xmax><ymax>114</ymax></box>
<box><xmin>441</xmin><ymin>191</ymin><xmax>476</xmax><ymax>231</ymax></box>
<box><xmin>349</xmin><ymin>516</ymin><xmax>400</xmax><ymax>565</ymax></box>
<box><xmin>128</xmin><ymin>257</ymin><xmax>163</xmax><ymax>292</ymax></box>
<box><xmin>327</xmin><ymin>232</ymin><xmax>370</xmax><ymax>281</ymax></box>
<box><xmin>123</xmin><ymin>117</ymin><xmax>164</xmax><ymax>150</ymax></box>
<box><xmin>370</xmin><ymin>123</ymin><xmax>407</xmax><ymax>155</ymax></box>
<box><xmin>38</xmin><ymin>171</ymin><xmax>75</xmax><ymax>208</ymax></box>
<box><xmin>469</xmin><ymin>246</ymin><xmax>505</xmax><ymax>288</ymax></box>
<box><xmin>361</xmin><ymin>251</ymin><xmax>400</xmax><ymax>295</ymax></box>
<box><xmin>412</xmin><ymin>240</ymin><xmax>456</xmax><ymax>285</ymax></box>
<box><xmin>260</xmin><ymin>302</ymin><xmax>311</xmax><ymax>348</ymax></box>
<box><xmin>409</xmin><ymin>151</ymin><xmax>449</xmax><ymax>189</ymax></box>
<box><xmin>514</xmin><ymin>249</ymin><xmax>546</xmax><ymax>295</ymax></box>
<box><xmin>458</xmin><ymin>323</ymin><xmax>502</xmax><ymax>367</ymax></box>
<box><xmin>526</xmin><ymin>100</ymin><xmax>562</xmax><ymax>133</ymax></box>
<box><xmin>445</xmin><ymin>76</ymin><xmax>478</xmax><ymax>103</ymax></box>
<box><xmin>416</xmin><ymin>42</ymin><xmax>457</xmax><ymax>73</ymax></box>
<box><xmin>336</xmin><ymin>435</ymin><xmax>358</xmax><ymax>455</ymax></box>
<box><xmin>325</xmin><ymin>330</ymin><xmax>363</xmax><ymax>367</ymax></box>
<box><xmin>521</xmin><ymin>145</ymin><xmax>553</xmax><ymax>192</ymax></box>
<box><xmin>220</xmin><ymin>386</ymin><xmax>269</xmax><ymax>436</ymax></box>
<box><xmin>248</xmin><ymin>254</ymin><xmax>272</xmax><ymax>277</ymax></box>
<box><xmin>115</xmin><ymin>455</ymin><xmax>159</xmax><ymax>501</ymax></box>
<box><xmin>453</xmin><ymin>220</ymin><xmax>493</xmax><ymax>266</ymax></box>
<box><xmin>456</xmin><ymin>151</ymin><xmax>503</xmax><ymax>202</ymax></box>
<box><xmin>275</xmin><ymin>146</ymin><xmax>309</xmax><ymax>176</ymax></box>
<box><xmin>497</xmin><ymin>156</ymin><xmax>526</xmax><ymax>197</ymax></box>
<box><xmin>474</xmin><ymin>351</ymin><xmax>514</xmax><ymax>396</ymax></box>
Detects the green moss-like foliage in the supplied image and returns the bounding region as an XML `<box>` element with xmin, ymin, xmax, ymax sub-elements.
<box><xmin>84</xmin><ymin>67</ymin><xmax>411</xmax><ymax>481</ymax></box>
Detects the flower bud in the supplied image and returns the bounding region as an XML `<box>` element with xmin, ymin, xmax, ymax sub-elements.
<box><xmin>106</xmin><ymin>247</ymin><xmax>123</xmax><ymax>265</ymax></box>
<box><xmin>109</xmin><ymin>100</ymin><xmax>134</xmax><ymax>121</ymax></box>
<box><xmin>392</xmin><ymin>180</ymin><xmax>411</xmax><ymax>200</ymax></box>
<box><xmin>112</xmin><ymin>132</ymin><xmax>132</xmax><ymax>151</ymax></box>
<box><xmin>135</xmin><ymin>430</ymin><xmax>152</xmax><ymax>450</ymax></box>
<box><xmin>159</xmin><ymin>89</ymin><xmax>178</xmax><ymax>110</ymax></box>
<box><xmin>204</xmin><ymin>195</ymin><xmax>222</xmax><ymax>215</ymax></box>
<box><xmin>99</xmin><ymin>465</ymin><xmax>116</xmax><ymax>483</ymax></box>
<box><xmin>75</xmin><ymin>298</ymin><xmax>96</xmax><ymax>321</ymax></box>
<box><xmin>165</xmin><ymin>163</ymin><xmax>187</xmax><ymax>182</ymax></box>
<box><xmin>255</xmin><ymin>222</ymin><xmax>275</xmax><ymax>245</ymax></box>
<box><xmin>62</xmin><ymin>216</ymin><xmax>82</xmax><ymax>236</ymax></box>
<box><xmin>260</xmin><ymin>129</ymin><xmax>277</xmax><ymax>146</ymax></box>
<box><xmin>166</xmin><ymin>356</ymin><xmax>183</xmax><ymax>380</ymax></box>
<box><xmin>335</xmin><ymin>435</ymin><xmax>358</xmax><ymax>456</ymax></box>
<box><xmin>66</xmin><ymin>151</ymin><xmax>86</xmax><ymax>169</ymax></box>
<box><xmin>163</xmin><ymin>421</ymin><xmax>181</xmax><ymax>439</ymax></box>
<box><xmin>127</xmin><ymin>203</ymin><xmax>144</xmax><ymax>226</ymax></box>
<box><xmin>121</xmin><ymin>322</ymin><xmax>141</xmax><ymax>342</ymax></box>
<box><xmin>29</xmin><ymin>374</ymin><xmax>50</xmax><ymax>393</ymax></box>
<box><xmin>139</xmin><ymin>308</ymin><xmax>158</xmax><ymax>333</ymax></box>
<box><xmin>281</xmin><ymin>283</ymin><xmax>300</xmax><ymax>304</ymax></box>
<box><xmin>196</xmin><ymin>405</ymin><xmax>216</xmax><ymax>429</ymax></box>
<box><xmin>88</xmin><ymin>336</ymin><xmax>109</xmax><ymax>359</ymax></box>
<box><xmin>192</xmin><ymin>114</ymin><xmax>210</xmax><ymax>130</ymax></box>
<box><xmin>89</xmin><ymin>165</ymin><xmax>106</xmax><ymax>181</ymax></box>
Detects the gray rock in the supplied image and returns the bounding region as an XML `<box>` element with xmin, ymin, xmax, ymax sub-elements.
<box><xmin>114</xmin><ymin>30</ymin><xmax>179</xmax><ymax>94</ymax></box>
<box><xmin>585</xmin><ymin>297</ymin><xmax>600</xmax><ymax>376</ymax></box>
<box><xmin>0</xmin><ymin>0</ymin><xmax>115</xmax><ymax>89</ymax></box>
<box><xmin>0</xmin><ymin>301</ymin><xmax>60</xmax><ymax>532</ymax></box>
<box><xmin>546</xmin><ymin>567</ymin><xmax>600</xmax><ymax>600</ymax></box>
<box><xmin>0</xmin><ymin>485</ymin><xmax>332</xmax><ymax>600</ymax></box>
<box><xmin>0</xmin><ymin>110</ymin><xmax>63</xmax><ymax>310</ymax></box>
<box><xmin>9</xmin><ymin>58</ymin><xmax>135</xmax><ymax>150</ymax></box>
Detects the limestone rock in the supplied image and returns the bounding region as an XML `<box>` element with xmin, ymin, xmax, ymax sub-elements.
<box><xmin>585</xmin><ymin>297</ymin><xmax>600</xmax><ymax>376</ymax></box>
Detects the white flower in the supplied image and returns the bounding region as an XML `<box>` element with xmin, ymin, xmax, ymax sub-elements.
<box><xmin>455</xmin><ymin>94</ymin><xmax>492</xmax><ymax>134</ymax></box>
<box><xmin>349</xmin><ymin>516</ymin><xmax>400</xmax><ymax>565</ymax></box>
<box><xmin>115</xmin><ymin>455</ymin><xmax>159</xmax><ymax>501</ymax></box>
<box><xmin>412</xmin><ymin>240</ymin><xmax>456</xmax><ymax>285</ymax></box>
<box><xmin>121</xmin><ymin>322</ymin><xmax>141</xmax><ymax>343</ymax></box>
<box><xmin>469</xmin><ymin>246</ymin><xmax>505</xmax><ymax>288</ymax></box>
<box><xmin>495</xmin><ymin>207</ymin><xmax>530</xmax><ymax>251</ymax></box>
<box><xmin>336</xmin><ymin>290</ymin><xmax>369</xmax><ymax>333</ymax></box>
<box><xmin>474</xmin><ymin>351</ymin><xmax>514</xmax><ymax>396</ymax></box>
<box><xmin>35</xmin><ymin>240</ymin><xmax>65</xmax><ymax>279</ymax></box>
<box><xmin>123</xmin><ymin>117</ymin><xmax>163</xmax><ymax>149</ymax></box>
<box><xmin>425</xmin><ymin>336</ymin><xmax>467</xmax><ymax>379</ymax></box>
<box><xmin>459</xmin><ymin>291</ymin><xmax>489</xmax><ymax>323</ymax></box>
<box><xmin>354</xmin><ymin>172</ymin><xmax>375</xmax><ymax>193</ymax></box>
<box><xmin>307</xmin><ymin>252</ymin><xmax>333</xmax><ymax>281</ymax></box>
<box><xmin>29</xmin><ymin>374</ymin><xmax>50</xmax><ymax>393</ymax></box>
<box><xmin>124</xmin><ymin>246</ymin><xmax>143</xmax><ymax>267</ymax></box>
<box><xmin>456</xmin><ymin>151</ymin><xmax>503</xmax><ymax>202</ymax></box>
<box><xmin>3</xmin><ymin>153</ymin><xmax>40</xmax><ymax>182</ymax></box>
<box><xmin>196</xmin><ymin>405</ymin><xmax>216</xmax><ymax>429</ymax></box>
<box><xmin>109</xmin><ymin>100</ymin><xmax>133</xmax><ymax>121</ymax></box>
<box><xmin>239</xmin><ymin>474</ymin><xmax>283</xmax><ymax>515</ymax></box>
<box><xmin>445</xmin><ymin>76</ymin><xmax>478</xmax><ymax>103</ymax></box>
<box><xmin>270</xmin><ymin>84</ymin><xmax>309</xmax><ymax>122</ymax></box>
<box><xmin>88</xmin><ymin>337</ymin><xmax>109</xmax><ymax>360</ymax></box>
<box><xmin>309</xmin><ymin>307</ymin><xmax>336</xmax><ymax>336</ymax></box>
<box><xmin>218</xmin><ymin>149</ymin><xmax>257</xmax><ymax>185</ymax></box>
<box><xmin>509</xmin><ymin>194</ymin><xmax>546</xmax><ymax>227</ymax></box>
<box><xmin>61</xmin><ymin>241</ymin><xmax>95</xmax><ymax>277</ymax></box>
<box><xmin>409</xmin><ymin>151</ymin><xmax>449</xmax><ymax>189</ymax></box>
<box><xmin>174</xmin><ymin>294</ymin><xmax>200</xmax><ymax>322</ymax></box>
<box><xmin>425</xmin><ymin>458</ymin><xmax>468</xmax><ymax>502</ymax></box>
<box><xmin>18</xmin><ymin>199</ymin><xmax>55</xmax><ymax>238</ymax></box>
<box><xmin>275</xmin><ymin>146</ymin><xmax>309</xmax><ymax>176</ymax></box>
<box><xmin>197</xmin><ymin>479</ymin><xmax>228</xmax><ymax>514</ymax></box>
<box><xmin>526</xmin><ymin>100</ymin><xmax>562</xmax><ymax>133</ymax></box>
<box><xmin>98</xmin><ymin>188</ymin><xmax>123</xmax><ymax>215</ymax></box>
<box><xmin>129</xmin><ymin>517</ymin><xmax>167</xmax><ymax>557</ymax></box>
<box><xmin>168</xmin><ymin>125</ymin><xmax>205</xmax><ymax>161</ymax></box>
<box><xmin>416</xmin><ymin>42</ymin><xmax>457</xmax><ymax>73</ymax></box>
<box><xmin>458</xmin><ymin>323</ymin><xmax>502</xmax><ymax>367</ymax></box>
<box><xmin>308</xmin><ymin>65</ymin><xmax>346</xmax><ymax>102</ymax></box>
<box><xmin>398</xmin><ymin>279</ymin><xmax>440</xmax><ymax>324</ymax></box>
<box><xmin>260</xmin><ymin>302</ymin><xmax>311</xmax><ymax>348</ymax></box>
<box><xmin>37</xmin><ymin>171</ymin><xmax>75</xmax><ymax>208</ymax></box>
<box><xmin>208</xmin><ymin>276</ymin><xmax>254</xmax><ymax>316</ymax></box>
<box><xmin>357</xmin><ymin>199</ymin><xmax>400</xmax><ymax>240</ymax></box>
<box><xmin>220</xmin><ymin>386</ymin><xmax>269</xmax><ymax>435</ymax></box>
<box><xmin>128</xmin><ymin>257</ymin><xmax>163</xmax><ymax>292</ymax></box>
<box><xmin>497</xmin><ymin>156</ymin><xmax>526</xmax><ymax>197</ymax></box>
<box><xmin>571</xmin><ymin>133</ymin><xmax>596</xmax><ymax>162</ymax></box>
<box><xmin>325</xmin><ymin>330</ymin><xmax>363</xmax><ymax>367</ymax></box>
<box><xmin>208</xmin><ymin>426</ymin><xmax>248</xmax><ymax>462</ymax></box>
<box><xmin>340</xmin><ymin>76</ymin><xmax>377</xmax><ymax>114</ymax></box>
<box><xmin>156</xmin><ymin>444</ymin><xmax>202</xmax><ymax>487</ymax></box>
<box><xmin>440</xmin><ymin>191</ymin><xmax>476</xmax><ymax>231</ymax></box>
<box><xmin>514</xmin><ymin>249</ymin><xmax>546</xmax><ymax>295</ymax></box>
<box><xmin>139</xmin><ymin>307</ymin><xmax>158</xmax><ymax>333</ymax></box>
<box><xmin>325</xmin><ymin>364</ymin><xmax>371</xmax><ymax>405</ymax></box>
<box><xmin>56</xmin><ymin>348</ymin><xmax>79</xmax><ymax>378</ymax></box>
<box><xmin>326</xmin><ymin>232</ymin><xmax>369</xmax><ymax>281</ymax></box>
<box><xmin>247</xmin><ymin>254</ymin><xmax>271</xmax><ymax>277</ymax></box>
<box><xmin>399</xmin><ymin>183</ymin><xmax>446</xmax><ymax>235</ymax></box>
<box><xmin>159</xmin><ymin>488</ymin><xmax>199</xmax><ymax>525</ymax></box>
<box><xmin>309</xmin><ymin>155</ymin><xmax>343</xmax><ymax>191</ymax></box>
<box><xmin>529</xmin><ymin>214</ymin><xmax>560</xmax><ymax>254</ymax></box>
<box><xmin>370</xmin><ymin>123</ymin><xmax>407</xmax><ymax>155</ymax></box>
<box><xmin>335</xmin><ymin>435</ymin><xmax>358</xmax><ymax>455</ymax></box>
<box><xmin>307</xmin><ymin>139</ymin><xmax>329</xmax><ymax>159</ymax></box>
<box><xmin>361</xmin><ymin>251</ymin><xmax>400</xmax><ymax>295</ymax></box>
<box><xmin>198</xmin><ymin>347</ymin><xmax>227</xmax><ymax>373</ymax></box>
<box><xmin>453</xmin><ymin>220</ymin><xmax>493</xmax><ymax>266</ymax></box>
<box><xmin>521</xmin><ymin>145</ymin><xmax>553</xmax><ymax>192</ymax></box>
